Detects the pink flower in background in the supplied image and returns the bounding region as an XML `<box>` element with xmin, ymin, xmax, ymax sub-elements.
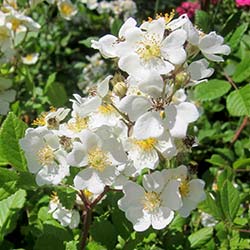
<box><xmin>176</xmin><ymin>1</ymin><xmax>200</xmax><ymax>19</ymax></box>
<box><xmin>236</xmin><ymin>0</ymin><xmax>250</xmax><ymax>7</ymax></box>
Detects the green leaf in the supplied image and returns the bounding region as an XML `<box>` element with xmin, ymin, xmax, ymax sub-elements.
<box><xmin>56</xmin><ymin>186</ymin><xmax>77</xmax><ymax>210</ymax></box>
<box><xmin>226</xmin><ymin>84</ymin><xmax>250</xmax><ymax>116</ymax></box>
<box><xmin>199</xmin><ymin>192</ymin><xmax>224</xmax><ymax>220</ymax></box>
<box><xmin>188</xmin><ymin>227</ymin><xmax>213</xmax><ymax>248</ymax></box>
<box><xmin>220</xmin><ymin>180</ymin><xmax>240</xmax><ymax>222</ymax></box>
<box><xmin>86</xmin><ymin>241</ymin><xmax>106</xmax><ymax>250</ymax></box>
<box><xmin>206</xmin><ymin>154</ymin><xmax>228</xmax><ymax>167</ymax></box>
<box><xmin>111</xmin><ymin>18</ymin><xmax>123</xmax><ymax>36</ymax></box>
<box><xmin>0</xmin><ymin>168</ymin><xmax>18</xmax><ymax>201</ymax></box>
<box><xmin>233</xmin><ymin>158</ymin><xmax>250</xmax><ymax>169</ymax></box>
<box><xmin>195</xmin><ymin>10</ymin><xmax>211</xmax><ymax>33</ymax></box>
<box><xmin>0</xmin><ymin>189</ymin><xmax>26</xmax><ymax>241</ymax></box>
<box><xmin>44</xmin><ymin>81</ymin><xmax>68</xmax><ymax>107</ymax></box>
<box><xmin>232</xmin><ymin>53</ymin><xmax>250</xmax><ymax>83</ymax></box>
<box><xmin>79</xmin><ymin>36</ymin><xmax>99</xmax><ymax>48</ymax></box>
<box><xmin>65</xmin><ymin>240</ymin><xmax>79</xmax><ymax>250</ymax></box>
<box><xmin>220</xmin><ymin>12</ymin><xmax>242</xmax><ymax>36</ymax></box>
<box><xmin>194</xmin><ymin>80</ymin><xmax>231</xmax><ymax>101</ymax></box>
<box><xmin>0</xmin><ymin>112</ymin><xmax>27</xmax><ymax>171</ymax></box>
<box><xmin>90</xmin><ymin>219</ymin><xmax>117</xmax><ymax>249</ymax></box>
<box><xmin>217</xmin><ymin>167</ymin><xmax>233</xmax><ymax>190</ymax></box>
<box><xmin>229</xmin><ymin>23</ymin><xmax>248</xmax><ymax>51</ymax></box>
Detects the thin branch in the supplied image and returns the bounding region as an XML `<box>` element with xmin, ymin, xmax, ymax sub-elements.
<box><xmin>223</xmin><ymin>71</ymin><xmax>238</xmax><ymax>90</ymax></box>
<box><xmin>231</xmin><ymin>116</ymin><xmax>249</xmax><ymax>144</ymax></box>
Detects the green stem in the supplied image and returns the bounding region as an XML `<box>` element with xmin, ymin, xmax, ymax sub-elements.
<box><xmin>154</xmin><ymin>0</ymin><xmax>160</xmax><ymax>15</ymax></box>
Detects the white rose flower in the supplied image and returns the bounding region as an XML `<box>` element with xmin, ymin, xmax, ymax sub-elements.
<box><xmin>118</xmin><ymin>171</ymin><xmax>182</xmax><ymax>231</ymax></box>
<box><xmin>164</xmin><ymin>165</ymin><xmax>206</xmax><ymax>217</ymax></box>
<box><xmin>19</xmin><ymin>127</ymin><xmax>70</xmax><ymax>186</ymax></box>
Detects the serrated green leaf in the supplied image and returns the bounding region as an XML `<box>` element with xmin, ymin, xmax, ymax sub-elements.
<box><xmin>0</xmin><ymin>189</ymin><xmax>26</xmax><ymax>241</ymax></box>
<box><xmin>199</xmin><ymin>192</ymin><xmax>224</xmax><ymax>220</ymax></box>
<box><xmin>220</xmin><ymin>180</ymin><xmax>240</xmax><ymax>223</ymax></box>
<box><xmin>217</xmin><ymin>167</ymin><xmax>233</xmax><ymax>190</ymax></box>
<box><xmin>195</xmin><ymin>80</ymin><xmax>231</xmax><ymax>101</ymax></box>
<box><xmin>90</xmin><ymin>219</ymin><xmax>117</xmax><ymax>249</ymax></box>
<box><xmin>232</xmin><ymin>53</ymin><xmax>250</xmax><ymax>83</ymax></box>
<box><xmin>195</xmin><ymin>10</ymin><xmax>211</xmax><ymax>33</ymax></box>
<box><xmin>226</xmin><ymin>84</ymin><xmax>250</xmax><ymax>116</ymax></box>
<box><xmin>44</xmin><ymin>81</ymin><xmax>67</xmax><ymax>107</ymax></box>
<box><xmin>229</xmin><ymin>23</ymin><xmax>248</xmax><ymax>51</ymax></box>
<box><xmin>188</xmin><ymin>227</ymin><xmax>213</xmax><ymax>248</ymax></box>
<box><xmin>0</xmin><ymin>112</ymin><xmax>27</xmax><ymax>171</ymax></box>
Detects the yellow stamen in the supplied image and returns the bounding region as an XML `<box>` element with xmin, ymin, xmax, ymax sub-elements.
<box><xmin>32</xmin><ymin>107</ymin><xmax>57</xmax><ymax>127</ymax></box>
<box><xmin>59</xmin><ymin>2</ymin><xmax>74</xmax><ymax>16</ymax></box>
<box><xmin>68</xmin><ymin>116</ymin><xmax>88</xmax><ymax>132</ymax></box>
<box><xmin>137</xmin><ymin>36</ymin><xmax>161</xmax><ymax>61</ymax></box>
<box><xmin>134</xmin><ymin>138</ymin><xmax>157</xmax><ymax>151</ymax></box>
<box><xmin>142</xmin><ymin>191</ymin><xmax>161</xmax><ymax>212</ymax></box>
<box><xmin>179</xmin><ymin>180</ymin><xmax>190</xmax><ymax>197</ymax></box>
<box><xmin>88</xmin><ymin>147</ymin><xmax>111</xmax><ymax>172</ymax></box>
<box><xmin>37</xmin><ymin>145</ymin><xmax>55</xmax><ymax>166</ymax></box>
<box><xmin>98</xmin><ymin>104</ymin><xmax>114</xmax><ymax>114</ymax></box>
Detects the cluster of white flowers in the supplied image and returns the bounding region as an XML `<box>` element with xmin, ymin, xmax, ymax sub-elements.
<box><xmin>29</xmin><ymin>0</ymin><xmax>78</xmax><ymax>20</ymax></box>
<box><xmin>0</xmin><ymin>0</ymin><xmax>41</xmax><ymax>64</ymax></box>
<box><xmin>81</xmin><ymin>0</ymin><xmax>137</xmax><ymax>20</ymax></box>
<box><xmin>20</xmin><ymin>13</ymin><xmax>229</xmax><ymax>231</ymax></box>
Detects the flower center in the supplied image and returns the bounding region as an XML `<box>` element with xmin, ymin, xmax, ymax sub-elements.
<box><xmin>60</xmin><ymin>2</ymin><xmax>74</xmax><ymax>16</ymax></box>
<box><xmin>68</xmin><ymin>116</ymin><xmax>88</xmax><ymax>132</ymax></box>
<box><xmin>88</xmin><ymin>147</ymin><xmax>111</xmax><ymax>172</ymax></box>
<box><xmin>143</xmin><ymin>191</ymin><xmax>161</xmax><ymax>212</ymax></box>
<box><xmin>10</xmin><ymin>18</ymin><xmax>21</xmax><ymax>32</ymax></box>
<box><xmin>134</xmin><ymin>138</ymin><xmax>157</xmax><ymax>151</ymax></box>
<box><xmin>98</xmin><ymin>104</ymin><xmax>114</xmax><ymax>115</ymax></box>
<box><xmin>137</xmin><ymin>36</ymin><xmax>161</xmax><ymax>61</ymax></box>
<box><xmin>179</xmin><ymin>180</ymin><xmax>190</xmax><ymax>197</ymax></box>
<box><xmin>37</xmin><ymin>145</ymin><xmax>55</xmax><ymax>166</ymax></box>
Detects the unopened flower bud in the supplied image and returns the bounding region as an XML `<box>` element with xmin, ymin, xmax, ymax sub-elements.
<box><xmin>113</xmin><ymin>81</ymin><xmax>127</xmax><ymax>98</ymax></box>
<box><xmin>175</xmin><ymin>71</ymin><xmax>189</xmax><ymax>87</ymax></box>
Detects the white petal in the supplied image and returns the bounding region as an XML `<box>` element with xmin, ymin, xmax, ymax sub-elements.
<box><xmin>151</xmin><ymin>207</ymin><xmax>174</xmax><ymax>230</ymax></box>
<box><xmin>67</xmin><ymin>142</ymin><xmax>88</xmax><ymax>167</ymax></box>
<box><xmin>118</xmin><ymin>95</ymin><xmax>151</xmax><ymax>121</ymax></box>
<box><xmin>73</xmin><ymin>168</ymin><xmax>105</xmax><ymax>194</ymax></box>
<box><xmin>133</xmin><ymin>112</ymin><xmax>164</xmax><ymax>140</ymax></box>
<box><xmin>97</xmin><ymin>75</ymin><xmax>112</xmax><ymax>98</ymax></box>
<box><xmin>118</xmin><ymin>181</ymin><xmax>145</xmax><ymax>211</ymax></box>
<box><xmin>187</xmin><ymin>179</ymin><xmax>206</xmax><ymax>203</ymax></box>
<box><xmin>161</xmin><ymin>180</ymin><xmax>182</xmax><ymax>210</ymax></box>
<box><xmin>142</xmin><ymin>171</ymin><xmax>165</xmax><ymax>193</ymax></box>
<box><xmin>126</xmin><ymin>207</ymin><xmax>151</xmax><ymax>232</ymax></box>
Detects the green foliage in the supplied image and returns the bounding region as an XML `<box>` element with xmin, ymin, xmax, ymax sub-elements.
<box><xmin>0</xmin><ymin>112</ymin><xmax>27</xmax><ymax>171</ymax></box>
<box><xmin>195</xmin><ymin>10</ymin><xmax>211</xmax><ymax>33</ymax></box>
<box><xmin>0</xmin><ymin>189</ymin><xmax>26</xmax><ymax>242</ymax></box>
<box><xmin>188</xmin><ymin>227</ymin><xmax>213</xmax><ymax>248</ymax></box>
<box><xmin>194</xmin><ymin>80</ymin><xmax>231</xmax><ymax>101</ymax></box>
<box><xmin>226</xmin><ymin>85</ymin><xmax>250</xmax><ymax>116</ymax></box>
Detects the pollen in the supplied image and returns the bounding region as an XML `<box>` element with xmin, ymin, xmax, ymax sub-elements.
<box><xmin>68</xmin><ymin>116</ymin><xmax>88</xmax><ymax>132</ymax></box>
<box><xmin>32</xmin><ymin>113</ymin><xmax>47</xmax><ymax>126</ymax></box>
<box><xmin>50</xmin><ymin>191</ymin><xmax>59</xmax><ymax>203</ymax></box>
<box><xmin>142</xmin><ymin>191</ymin><xmax>161</xmax><ymax>212</ymax></box>
<box><xmin>59</xmin><ymin>2</ymin><xmax>74</xmax><ymax>16</ymax></box>
<box><xmin>10</xmin><ymin>18</ymin><xmax>21</xmax><ymax>32</ymax></box>
<box><xmin>88</xmin><ymin>147</ymin><xmax>111</xmax><ymax>172</ymax></box>
<box><xmin>137</xmin><ymin>36</ymin><xmax>161</xmax><ymax>61</ymax></box>
<box><xmin>179</xmin><ymin>180</ymin><xmax>190</xmax><ymax>197</ymax></box>
<box><xmin>134</xmin><ymin>138</ymin><xmax>157</xmax><ymax>151</ymax></box>
<box><xmin>37</xmin><ymin>145</ymin><xmax>55</xmax><ymax>166</ymax></box>
<box><xmin>98</xmin><ymin>104</ymin><xmax>114</xmax><ymax>114</ymax></box>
